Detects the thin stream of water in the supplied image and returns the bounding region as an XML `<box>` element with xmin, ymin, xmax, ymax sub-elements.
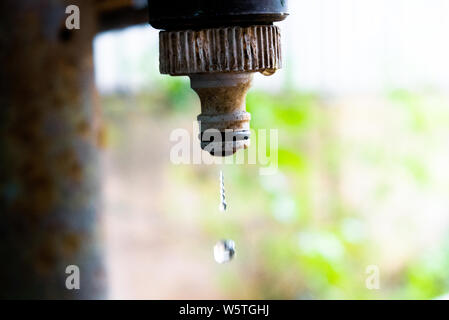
<box><xmin>214</xmin><ymin>167</ymin><xmax>236</xmax><ymax>264</ymax></box>
<box><xmin>219</xmin><ymin>169</ymin><xmax>227</xmax><ymax>212</ymax></box>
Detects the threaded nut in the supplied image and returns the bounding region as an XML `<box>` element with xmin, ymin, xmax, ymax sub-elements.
<box><xmin>159</xmin><ymin>25</ymin><xmax>282</xmax><ymax>75</ymax></box>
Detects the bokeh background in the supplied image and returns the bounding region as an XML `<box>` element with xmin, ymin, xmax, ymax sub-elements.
<box><xmin>94</xmin><ymin>0</ymin><xmax>449</xmax><ymax>299</ymax></box>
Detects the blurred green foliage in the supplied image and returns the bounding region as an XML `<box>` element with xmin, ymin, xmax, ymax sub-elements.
<box><xmin>102</xmin><ymin>75</ymin><xmax>449</xmax><ymax>299</ymax></box>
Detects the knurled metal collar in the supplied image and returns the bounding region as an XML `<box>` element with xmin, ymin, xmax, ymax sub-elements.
<box><xmin>159</xmin><ymin>25</ymin><xmax>282</xmax><ymax>75</ymax></box>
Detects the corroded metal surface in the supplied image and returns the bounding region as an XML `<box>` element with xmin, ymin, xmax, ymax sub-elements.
<box><xmin>190</xmin><ymin>73</ymin><xmax>253</xmax><ymax>156</ymax></box>
<box><xmin>159</xmin><ymin>24</ymin><xmax>283</xmax><ymax>156</ymax></box>
<box><xmin>159</xmin><ymin>25</ymin><xmax>282</xmax><ymax>75</ymax></box>
<box><xmin>0</xmin><ymin>0</ymin><xmax>105</xmax><ymax>299</ymax></box>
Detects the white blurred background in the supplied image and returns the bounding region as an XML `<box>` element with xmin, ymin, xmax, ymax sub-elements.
<box><xmin>95</xmin><ymin>0</ymin><xmax>449</xmax><ymax>95</ymax></box>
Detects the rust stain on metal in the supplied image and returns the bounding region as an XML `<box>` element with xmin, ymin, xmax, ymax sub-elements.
<box><xmin>34</xmin><ymin>232</ymin><xmax>83</xmax><ymax>276</ymax></box>
<box><xmin>159</xmin><ymin>25</ymin><xmax>282</xmax><ymax>76</ymax></box>
<box><xmin>0</xmin><ymin>0</ymin><xmax>105</xmax><ymax>299</ymax></box>
<box><xmin>158</xmin><ymin>24</ymin><xmax>283</xmax><ymax>156</ymax></box>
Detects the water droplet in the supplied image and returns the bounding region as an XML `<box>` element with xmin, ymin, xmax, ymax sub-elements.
<box><xmin>213</xmin><ymin>239</ymin><xmax>235</xmax><ymax>264</ymax></box>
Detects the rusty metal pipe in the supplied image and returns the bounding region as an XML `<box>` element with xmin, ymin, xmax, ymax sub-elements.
<box><xmin>0</xmin><ymin>0</ymin><xmax>105</xmax><ymax>299</ymax></box>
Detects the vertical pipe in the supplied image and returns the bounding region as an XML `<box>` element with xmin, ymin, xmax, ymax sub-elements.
<box><xmin>0</xmin><ymin>0</ymin><xmax>105</xmax><ymax>299</ymax></box>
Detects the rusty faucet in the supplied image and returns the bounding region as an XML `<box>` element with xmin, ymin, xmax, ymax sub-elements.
<box><xmin>149</xmin><ymin>0</ymin><xmax>289</xmax><ymax>156</ymax></box>
<box><xmin>0</xmin><ymin>0</ymin><xmax>287</xmax><ymax>299</ymax></box>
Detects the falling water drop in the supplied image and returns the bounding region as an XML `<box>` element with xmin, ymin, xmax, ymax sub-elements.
<box><xmin>219</xmin><ymin>169</ymin><xmax>227</xmax><ymax>212</ymax></box>
<box><xmin>214</xmin><ymin>239</ymin><xmax>235</xmax><ymax>264</ymax></box>
<box><xmin>215</xmin><ymin>170</ymin><xmax>235</xmax><ymax>263</ymax></box>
